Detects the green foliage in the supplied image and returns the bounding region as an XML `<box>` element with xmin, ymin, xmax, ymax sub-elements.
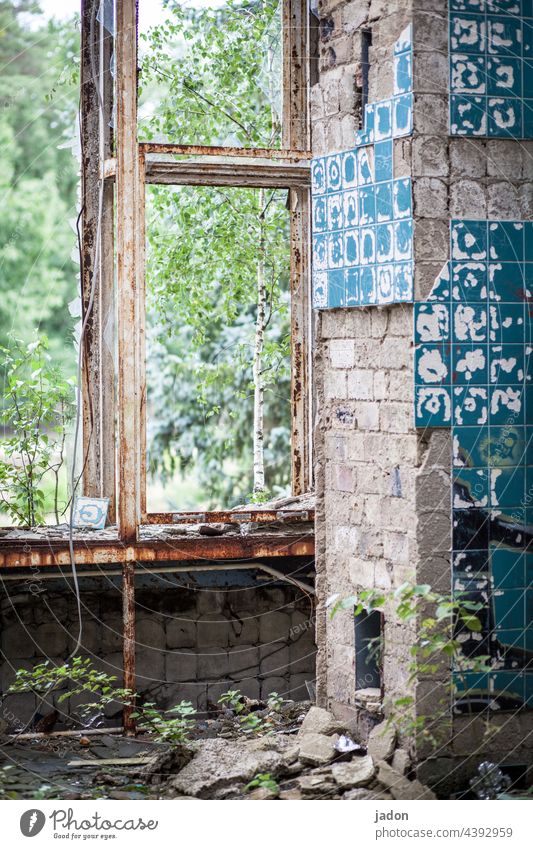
<box><xmin>0</xmin><ymin>336</ymin><xmax>75</xmax><ymax>526</ymax></box>
<box><xmin>328</xmin><ymin>583</ymin><xmax>488</xmax><ymax>751</ymax></box>
<box><xmin>131</xmin><ymin>700</ymin><xmax>197</xmax><ymax>744</ymax></box>
<box><xmin>141</xmin><ymin>1</ymin><xmax>290</xmax><ymax>507</ymax></box>
<box><xmin>266</xmin><ymin>691</ymin><xmax>283</xmax><ymax>713</ymax></box>
<box><xmin>218</xmin><ymin>688</ymin><xmax>246</xmax><ymax>714</ymax></box>
<box><xmin>239</xmin><ymin>711</ymin><xmax>269</xmax><ymax>735</ymax></box>
<box><xmin>8</xmin><ymin>656</ymin><xmax>134</xmax><ymax>709</ymax></box>
<box><xmin>244</xmin><ymin>773</ymin><xmax>280</xmax><ymax>795</ymax></box>
<box><xmin>0</xmin><ymin>3</ymin><xmax>80</xmax><ymax>365</ymax></box>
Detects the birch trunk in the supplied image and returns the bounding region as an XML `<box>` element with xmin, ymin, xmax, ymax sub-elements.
<box><xmin>253</xmin><ymin>187</ymin><xmax>267</xmax><ymax>495</ymax></box>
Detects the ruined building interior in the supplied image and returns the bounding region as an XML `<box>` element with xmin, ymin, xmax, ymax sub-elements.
<box><xmin>0</xmin><ymin>0</ymin><xmax>532</xmax><ymax>801</ymax></box>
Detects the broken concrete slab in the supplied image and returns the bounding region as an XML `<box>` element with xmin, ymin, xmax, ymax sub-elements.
<box><xmin>367</xmin><ymin>721</ymin><xmax>396</xmax><ymax>762</ymax></box>
<box><xmin>343</xmin><ymin>787</ymin><xmax>393</xmax><ymax>800</ymax></box>
<box><xmin>298</xmin><ymin>706</ymin><xmax>344</xmax><ymax>737</ymax></box>
<box><xmin>171</xmin><ymin>737</ymin><xmax>291</xmax><ymax>798</ymax></box>
<box><xmin>377</xmin><ymin>761</ymin><xmax>436</xmax><ymax>800</ymax></box>
<box><xmin>392</xmin><ymin>748</ymin><xmax>411</xmax><ymax>775</ymax></box>
<box><xmin>298</xmin><ymin>732</ymin><xmax>339</xmax><ymax>766</ymax></box>
<box><xmin>331</xmin><ymin>754</ymin><xmax>375</xmax><ymax>789</ymax></box>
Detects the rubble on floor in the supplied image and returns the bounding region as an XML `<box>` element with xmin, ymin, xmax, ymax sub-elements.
<box><xmin>0</xmin><ymin>703</ymin><xmax>436</xmax><ymax>801</ymax></box>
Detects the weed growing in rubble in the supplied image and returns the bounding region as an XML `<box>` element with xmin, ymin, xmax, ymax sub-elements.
<box><xmin>131</xmin><ymin>701</ymin><xmax>197</xmax><ymax>744</ymax></box>
<box><xmin>218</xmin><ymin>689</ymin><xmax>246</xmax><ymax>714</ymax></box>
<box><xmin>266</xmin><ymin>692</ymin><xmax>283</xmax><ymax>713</ymax></box>
<box><xmin>244</xmin><ymin>773</ymin><xmax>279</xmax><ymax>796</ymax></box>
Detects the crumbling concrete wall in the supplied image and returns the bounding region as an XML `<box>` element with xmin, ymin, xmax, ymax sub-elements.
<box><xmin>313</xmin><ymin>0</ymin><xmax>533</xmax><ymax>789</ymax></box>
<box><xmin>313</xmin><ymin>0</ymin><xmax>417</xmax><ymax>717</ymax></box>
<box><xmin>0</xmin><ymin>573</ymin><xmax>316</xmax><ymax>729</ymax></box>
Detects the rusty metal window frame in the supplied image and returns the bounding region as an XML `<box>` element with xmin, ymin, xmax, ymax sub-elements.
<box><xmin>81</xmin><ymin>0</ymin><xmax>312</xmax><ymax>543</ymax></box>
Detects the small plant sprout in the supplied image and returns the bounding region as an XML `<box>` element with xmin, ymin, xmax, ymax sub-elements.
<box><xmin>131</xmin><ymin>701</ymin><xmax>197</xmax><ymax>744</ymax></box>
<box><xmin>218</xmin><ymin>689</ymin><xmax>246</xmax><ymax>714</ymax></box>
<box><xmin>266</xmin><ymin>692</ymin><xmax>283</xmax><ymax>713</ymax></box>
<box><xmin>244</xmin><ymin>773</ymin><xmax>279</xmax><ymax>796</ymax></box>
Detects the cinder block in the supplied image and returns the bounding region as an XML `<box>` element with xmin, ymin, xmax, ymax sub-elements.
<box><xmin>449</xmin><ymin>139</ymin><xmax>486</xmax><ymax>178</ymax></box>
<box><xmin>197</xmin><ymin>649</ymin><xmax>229</xmax><ymax>681</ymax></box>
<box><xmin>166</xmin><ymin>617</ymin><xmax>196</xmax><ymax>649</ymax></box>
<box><xmin>2</xmin><ymin>623</ymin><xmax>37</xmax><ymax>659</ymax></box>
<box><xmin>347</xmin><ymin>369</ymin><xmax>374</xmax><ymax>400</ymax></box>
<box><xmin>136</xmin><ymin>648</ymin><xmax>165</xmax><ymax>688</ymax></box>
<box><xmin>449</xmin><ymin>180</ymin><xmax>487</xmax><ymax>218</ymax></box>
<box><xmin>414</xmin><ymin>178</ymin><xmax>448</xmax><ymax>218</ymax></box>
<box><xmin>228</xmin><ymin>644</ymin><xmax>260</xmax><ymax>679</ymax></box>
<box><xmin>136</xmin><ymin>617</ymin><xmax>165</xmax><ymax>648</ymax></box>
<box><xmin>259</xmin><ymin>611</ymin><xmax>291</xmax><ymax>645</ymax></box>
<box><xmin>259</xmin><ymin>644</ymin><xmax>290</xmax><ymax>677</ymax></box>
<box><xmin>35</xmin><ymin>622</ymin><xmax>69</xmax><ymax>658</ymax></box>
<box><xmin>197</xmin><ymin>614</ymin><xmax>230</xmax><ymax>648</ymax></box>
<box><xmin>165</xmin><ymin>649</ymin><xmax>197</xmax><ymax>683</ymax></box>
<box><xmin>329</xmin><ymin>338</ymin><xmax>355</xmax><ymax>369</ymax></box>
<box><xmin>260</xmin><ymin>676</ymin><xmax>289</xmax><ymax>700</ymax></box>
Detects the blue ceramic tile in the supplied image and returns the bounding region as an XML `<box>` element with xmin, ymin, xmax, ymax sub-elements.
<box><xmin>374</xmin><ymin>99</ymin><xmax>392</xmax><ymax>141</ymax></box>
<box><xmin>450</xmin><ymin>13</ymin><xmax>487</xmax><ymax>54</ymax></box>
<box><xmin>454</xmin><ymin>468</ymin><xmax>490</xmax><ymax>507</ymax></box>
<box><xmin>489</xmin><ymin>425</ymin><xmax>527</xmax><ymax>466</ymax></box>
<box><xmin>328</xmin><ymin>269</ymin><xmax>346</xmax><ymax>308</ymax></box>
<box><xmin>487</xmin><ymin>16</ymin><xmax>522</xmax><ymax>57</ymax></box>
<box><xmin>493</xmin><ymin>588</ymin><xmax>525</xmax><ymax>630</ymax></box>
<box><xmin>487</xmin><ymin>57</ymin><xmax>522</xmax><ymax>96</ymax></box>
<box><xmin>312</xmin><ymin>270</ymin><xmax>328</xmax><ymax>308</ymax></box>
<box><xmin>489</xmin><ymin>261</ymin><xmax>526</xmax><ymax>301</ymax></box>
<box><xmin>358</xmin><ymin>185</ymin><xmax>376</xmax><ymax>225</ymax></box>
<box><xmin>453</xmin><ymin>303</ymin><xmax>488</xmax><ymax>342</ymax></box>
<box><xmin>326</xmin><ymin>155</ymin><xmax>342</xmax><ymax>191</ymax></box>
<box><xmin>377</xmin><ymin>264</ymin><xmax>394</xmax><ymax>303</ymax></box>
<box><xmin>489</xmin><ymin>221</ymin><xmax>524</xmax><ymax>261</ymax></box>
<box><xmin>489</xmin><ymin>671</ymin><xmax>524</xmax><ymax>708</ymax></box>
<box><xmin>394</xmin><ymin>50</ymin><xmax>412</xmax><ymax>95</ymax></box>
<box><xmin>327</xmin><ymin>232</ymin><xmax>344</xmax><ymax>268</ymax></box>
<box><xmin>453</xmin><ymin>549</ymin><xmax>490</xmax><ymax>576</ymax></box>
<box><xmin>451</xmin><ymin>54</ymin><xmax>487</xmax><ymax>94</ymax></box>
<box><xmin>453</xmin><ymin>385</ymin><xmax>489</xmax><ymax>425</ymax></box>
<box><xmin>453</xmin><ymin>507</ymin><xmax>490</xmax><ymax>549</ymax></box>
<box><xmin>312</xmin><ymin>234</ymin><xmax>327</xmax><ymax>269</ymax></box>
<box><xmin>327</xmin><ymin>193</ymin><xmax>344</xmax><ymax>231</ymax></box>
<box><xmin>311</xmin><ymin>158</ymin><xmax>325</xmax><ymax>194</ymax></box>
<box><xmin>375</xmin><ymin>181</ymin><xmax>393</xmax><ymax>222</ymax></box>
<box><xmin>453</xmin><ymin>672</ymin><xmax>490</xmax><ymax>705</ymax></box>
<box><xmin>451</xmin><ymin>0</ymin><xmax>486</xmax><ymax>11</ymax></box>
<box><xmin>450</xmin><ymin>94</ymin><xmax>488</xmax><ymax>135</ymax></box>
<box><xmin>345</xmin><ymin>268</ymin><xmax>359</xmax><ymax>306</ymax></box>
<box><xmin>523</xmin><ymin>98</ymin><xmax>533</xmax><ymax>136</ymax></box>
<box><xmin>376</xmin><ymin>223</ymin><xmax>394</xmax><ymax>263</ymax></box>
<box><xmin>342</xmin><ymin>150</ymin><xmax>358</xmax><ymax>188</ymax></box>
<box><xmin>490</xmin><ymin>344</ymin><xmax>526</xmax><ymax>383</ymax></box>
<box><xmin>393</xmin><ymin>178</ymin><xmax>412</xmax><ymax>219</ymax></box>
<box><xmin>359</xmin><ymin>227</ymin><xmax>376</xmax><ymax>264</ymax></box>
<box><xmin>490</xmin><ymin>465</ymin><xmax>526</xmax><ymax>506</ymax></box>
<box><xmin>453</xmin><ymin>343</ymin><xmax>489</xmax><ymax>383</ymax></box>
<box><xmin>415</xmin><ymin>344</ymin><xmax>451</xmax><ymax>385</ymax></box>
<box><xmin>488</xmin><ymin>96</ymin><xmax>523</xmax><ymax>136</ymax></box>
<box><xmin>524</xmin><ymin>222</ymin><xmax>533</xmax><ymax>261</ymax></box>
<box><xmin>451</xmin><ymin>262</ymin><xmax>488</xmax><ymax>300</ymax></box>
<box><xmin>359</xmin><ymin>267</ymin><xmax>376</xmax><ymax>304</ymax></box>
<box><xmin>489</xmin><ymin>303</ymin><xmax>525</xmax><ymax>342</ymax></box>
<box><xmin>415</xmin><ymin>386</ymin><xmax>452</xmax><ymax>427</ymax></box>
<box><xmin>487</xmin><ymin>1</ymin><xmax>521</xmax><ymax>14</ymax></box>
<box><xmin>524</xmin><ymin>60</ymin><xmax>533</xmax><ymax>98</ymax></box>
<box><xmin>489</xmin><ymin>384</ymin><xmax>524</xmax><ymax>423</ymax></box>
<box><xmin>392</xmin><ymin>93</ymin><xmax>413</xmax><ymax>137</ymax></box>
<box><xmin>344</xmin><ymin>229</ymin><xmax>359</xmax><ymax>266</ymax></box>
<box><xmin>415</xmin><ymin>303</ymin><xmax>450</xmax><ymax>343</ymax></box>
<box><xmin>343</xmin><ymin>189</ymin><xmax>358</xmax><ymax>228</ymax></box>
<box><xmin>451</xmin><ymin>220</ymin><xmax>488</xmax><ymax>261</ymax></box>
<box><xmin>312</xmin><ymin>196</ymin><xmax>327</xmax><ymax>232</ymax></box>
<box><xmin>394</xmin><ymin>262</ymin><xmax>413</xmax><ymax>301</ymax></box>
<box><xmin>393</xmin><ymin>219</ymin><xmax>413</xmax><ymax>260</ymax></box>
<box><xmin>491</xmin><ymin>547</ymin><xmax>525</xmax><ymax>588</ymax></box>
<box><xmin>356</xmin><ymin>147</ymin><xmax>373</xmax><ymax>185</ymax></box>
<box><xmin>453</xmin><ymin>425</ymin><xmax>490</xmax><ymax>467</ymax></box>
<box><xmin>374</xmin><ymin>139</ymin><xmax>393</xmax><ymax>182</ymax></box>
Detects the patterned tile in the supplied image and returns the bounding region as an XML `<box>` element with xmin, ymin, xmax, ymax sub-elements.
<box><xmin>418</xmin><ymin>217</ymin><xmax>533</xmax><ymax>710</ymax></box>
<box><xmin>449</xmin><ymin>3</ymin><xmax>533</xmax><ymax>137</ymax></box>
<box><xmin>311</xmin><ymin>27</ymin><xmax>414</xmax><ymax>309</ymax></box>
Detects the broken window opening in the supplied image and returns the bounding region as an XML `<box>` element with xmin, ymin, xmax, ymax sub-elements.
<box><xmin>138</xmin><ymin>0</ymin><xmax>284</xmax><ymax>150</ymax></box>
<box><xmin>354</xmin><ymin>608</ymin><xmax>383</xmax><ymax>692</ymax></box>
<box><xmin>145</xmin><ymin>183</ymin><xmax>292</xmax><ymax>512</ymax></box>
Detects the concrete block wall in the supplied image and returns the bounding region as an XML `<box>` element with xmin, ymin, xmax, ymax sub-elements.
<box><xmin>313</xmin><ymin>0</ymin><xmax>418</xmax><ymax>715</ymax></box>
<box><xmin>0</xmin><ymin>574</ymin><xmax>316</xmax><ymax>729</ymax></box>
<box><xmin>313</xmin><ymin>0</ymin><xmax>533</xmax><ymax>778</ymax></box>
